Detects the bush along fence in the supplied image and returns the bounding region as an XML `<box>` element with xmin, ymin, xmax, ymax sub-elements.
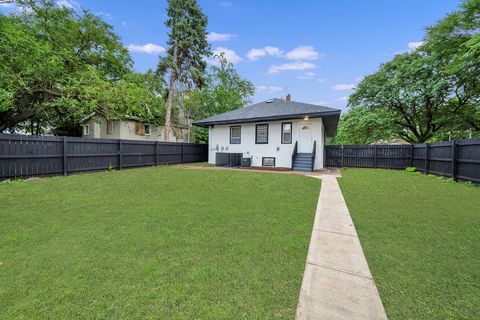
<box><xmin>325</xmin><ymin>139</ymin><xmax>480</xmax><ymax>183</ymax></box>
<box><xmin>0</xmin><ymin>133</ymin><xmax>208</xmax><ymax>180</ymax></box>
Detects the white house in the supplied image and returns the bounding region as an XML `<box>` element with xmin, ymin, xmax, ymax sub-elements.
<box><xmin>81</xmin><ymin>115</ymin><xmax>189</xmax><ymax>142</ymax></box>
<box><xmin>193</xmin><ymin>96</ymin><xmax>341</xmax><ymax>171</ymax></box>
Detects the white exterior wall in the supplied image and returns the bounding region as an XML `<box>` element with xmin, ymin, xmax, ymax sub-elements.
<box><xmin>208</xmin><ymin>118</ymin><xmax>325</xmax><ymax>170</ymax></box>
<box><xmin>82</xmin><ymin>119</ymin><xmax>187</xmax><ymax>142</ymax></box>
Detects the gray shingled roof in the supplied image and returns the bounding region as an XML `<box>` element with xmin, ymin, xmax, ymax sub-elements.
<box><xmin>193</xmin><ymin>98</ymin><xmax>341</xmax><ymax>137</ymax></box>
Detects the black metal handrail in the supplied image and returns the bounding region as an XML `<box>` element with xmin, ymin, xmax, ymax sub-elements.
<box><xmin>311</xmin><ymin>140</ymin><xmax>317</xmax><ymax>171</ymax></box>
<box><xmin>291</xmin><ymin>141</ymin><xmax>298</xmax><ymax>170</ymax></box>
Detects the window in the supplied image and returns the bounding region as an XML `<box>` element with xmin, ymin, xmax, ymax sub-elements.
<box><xmin>135</xmin><ymin>122</ymin><xmax>145</xmax><ymax>135</ymax></box>
<box><xmin>106</xmin><ymin>120</ymin><xmax>113</xmax><ymax>134</ymax></box>
<box><xmin>255</xmin><ymin>124</ymin><xmax>269</xmax><ymax>144</ymax></box>
<box><xmin>262</xmin><ymin>157</ymin><xmax>275</xmax><ymax>167</ymax></box>
<box><xmin>145</xmin><ymin>124</ymin><xmax>151</xmax><ymax>136</ymax></box>
<box><xmin>230</xmin><ymin>126</ymin><xmax>241</xmax><ymax>144</ymax></box>
<box><xmin>281</xmin><ymin>122</ymin><xmax>292</xmax><ymax>144</ymax></box>
<box><xmin>83</xmin><ymin>124</ymin><xmax>89</xmax><ymax>135</ymax></box>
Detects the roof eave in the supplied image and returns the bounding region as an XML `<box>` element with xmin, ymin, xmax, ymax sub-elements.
<box><xmin>192</xmin><ymin>111</ymin><xmax>341</xmax><ymax>127</ymax></box>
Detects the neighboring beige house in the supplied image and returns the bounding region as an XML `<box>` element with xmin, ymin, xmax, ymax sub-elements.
<box><xmin>81</xmin><ymin>115</ymin><xmax>189</xmax><ymax>142</ymax></box>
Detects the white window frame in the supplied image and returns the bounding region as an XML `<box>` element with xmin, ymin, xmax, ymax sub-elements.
<box><xmin>83</xmin><ymin>124</ymin><xmax>90</xmax><ymax>135</ymax></box>
<box><xmin>145</xmin><ymin>124</ymin><xmax>151</xmax><ymax>136</ymax></box>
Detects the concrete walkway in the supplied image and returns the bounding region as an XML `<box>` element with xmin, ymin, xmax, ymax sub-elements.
<box><xmin>296</xmin><ymin>173</ymin><xmax>387</xmax><ymax>320</ymax></box>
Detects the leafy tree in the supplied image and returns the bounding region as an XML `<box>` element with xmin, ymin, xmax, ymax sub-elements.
<box><xmin>424</xmin><ymin>0</ymin><xmax>480</xmax><ymax>131</ymax></box>
<box><xmin>156</xmin><ymin>0</ymin><xmax>210</xmax><ymax>141</ymax></box>
<box><xmin>0</xmin><ymin>0</ymin><xmax>162</xmax><ymax>134</ymax></box>
<box><xmin>332</xmin><ymin>107</ymin><xmax>397</xmax><ymax>145</ymax></box>
<box><xmin>349</xmin><ymin>52</ymin><xmax>451</xmax><ymax>143</ymax></box>
<box><xmin>184</xmin><ymin>54</ymin><xmax>255</xmax><ymax>143</ymax></box>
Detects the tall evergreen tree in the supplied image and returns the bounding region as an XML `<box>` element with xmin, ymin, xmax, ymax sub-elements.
<box><xmin>157</xmin><ymin>0</ymin><xmax>210</xmax><ymax>141</ymax></box>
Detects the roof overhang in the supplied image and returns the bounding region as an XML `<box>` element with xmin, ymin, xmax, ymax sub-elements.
<box><xmin>193</xmin><ymin>110</ymin><xmax>341</xmax><ymax>137</ymax></box>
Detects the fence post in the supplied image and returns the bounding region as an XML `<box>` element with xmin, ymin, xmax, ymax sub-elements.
<box><xmin>155</xmin><ymin>141</ymin><xmax>159</xmax><ymax>166</ymax></box>
<box><xmin>374</xmin><ymin>144</ymin><xmax>377</xmax><ymax>168</ymax></box>
<box><xmin>424</xmin><ymin>143</ymin><xmax>429</xmax><ymax>175</ymax></box>
<box><xmin>341</xmin><ymin>145</ymin><xmax>344</xmax><ymax>167</ymax></box>
<box><xmin>410</xmin><ymin>144</ymin><xmax>414</xmax><ymax>167</ymax></box>
<box><xmin>451</xmin><ymin>140</ymin><xmax>457</xmax><ymax>181</ymax></box>
<box><xmin>181</xmin><ymin>143</ymin><xmax>185</xmax><ymax>163</ymax></box>
<box><xmin>63</xmin><ymin>137</ymin><xmax>68</xmax><ymax>176</ymax></box>
<box><xmin>118</xmin><ymin>140</ymin><xmax>123</xmax><ymax>170</ymax></box>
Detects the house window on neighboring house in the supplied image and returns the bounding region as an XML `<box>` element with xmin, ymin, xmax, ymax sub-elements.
<box><xmin>145</xmin><ymin>124</ymin><xmax>151</xmax><ymax>136</ymax></box>
<box><xmin>135</xmin><ymin>122</ymin><xmax>145</xmax><ymax>135</ymax></box>
<box><xmin>230</xmin><ymin>126</ymin><xmax>241</xmax><ymax>144</ymax></box>
<box><xmin>255</xmin><ymin>124</ymin><xmax>268</xmax><ymax>144</ymax></box>
<box><xmin>106</xmin><ymin>120</ymin><xmax>113</xmax><ymax>134</ymax></box>
<box><xmin>83</xmin><ymin>124</ymin><xmax>89</xmax><ymax>135</ymax></box>
<box><xmin>281</xmin><ymin>122</ymin><xmax>292</xmax><ymax>144</ymax></box>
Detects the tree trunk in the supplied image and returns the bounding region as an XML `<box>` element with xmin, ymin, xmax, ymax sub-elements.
<box><xmin>0</xmin><ymin>107</ymin><xmax>40</xmax><ymax>132</ymax></box>
<box><xmin>164</xmin><ymin>71</ymin><xmax>176</xmax><ymax>142</ymax></box>
<box><xmin>164</xmin><ymin>42</ymin><xmax>178</xmax><ymax>142</ymax></box>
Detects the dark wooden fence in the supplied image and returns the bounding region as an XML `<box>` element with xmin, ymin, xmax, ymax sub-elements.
<box><xmin>325</xmin><ymin>139</ymin><xmax>480</xmax><ymax>183</ymax></box>
<box><xmin>0</xmin><ymin>133</ymin><xmax>208</xmax><ymax>180</ymax></box>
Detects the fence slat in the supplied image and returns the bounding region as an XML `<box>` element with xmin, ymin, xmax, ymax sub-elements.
<box><xmin>0</xmin><ymin>133</ymin><xmax>207</xmax><ymax>180</ymax></box>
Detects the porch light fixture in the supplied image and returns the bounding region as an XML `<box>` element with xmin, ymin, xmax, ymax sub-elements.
<box><xmin>304</xmin><ymin>115</ymin><xmax>309</xmax><ymax>120</ymax></box>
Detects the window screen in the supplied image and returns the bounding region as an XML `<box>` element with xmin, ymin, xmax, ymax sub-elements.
<box><xmin>230</xmin><ymin>126</ymin><xmax>241</xmax><ymax>144</ymax></box>
<box><xmin>255</xmin><ymin>124</ymin><xmax>268</xmax><ymax>144</ymax></box>
<box><xmin>281</xmin><ymin>122</ymin><xmax>292</xmax><ymax>144</ymax></box>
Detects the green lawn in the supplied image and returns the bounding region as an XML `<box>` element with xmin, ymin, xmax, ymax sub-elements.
<box><xmin>0</xmin><ymin>167</ymin><xmax>320</xmax><ymax>319</ymax></box>
<box><xmin>338</xmin><ymin>169</ymin><xmax>480</xmax><ymax>320</ymax></box>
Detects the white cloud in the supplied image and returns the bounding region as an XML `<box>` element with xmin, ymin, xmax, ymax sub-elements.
<box><xmin>221</xmin><ymin>1</ymin><xmax>233</xmax><ymax>7</ymax></box>
<box><xmin>121</xmin><ymin>21</ymin><xmax>127</xmax><ymax>27</ymax></box>
<box><xmin>247</xmin><ymin>45</ymin><xmax>322</xmax><ymax>62</ymax></box>
<box><xmin>395</xmin><ymin>41</ymin><xmax>425</xmax><ymax>55</ymax></box>
<box><xmin>408</xmin><ymin>41</ymin><xmax>424</xmax><ymax>51</ymax></box>
<box><xmin>0</xmin><ymin>2</ymin><xmax>34</xmax><ymax>13</ymax></box>
<box><xmin>256</xmin><ymin>86</ymin><xmax>285</xmax><ymax>94</ymax></box>
<box><xmin>286</xmin><ymin>46</ymin><xmax>322</xmax><ymax>60</ymax></box>
<box><xmin>56</xmin><ymin>0</ymin><xmax>80</xmax><ymax>10</ymax></box>
<box><xmin>211</xmin><ymin>47</ymin><xmax>242</xmax><ymax>65</ymax></box>
<box><xmin>317</xmin><ymin>78</ymin><xmax>326</xmax><ymax>83</ymax></box>
<box><xmin>127</xmin><ymin>43</ymin><xmax>165</xmax><ymax>54</ymax></box>
<box><xmin>297</xmin><ymin>72</ymin><xmax>316</xmax><ymax>79</ymax></box>
<box><xmin>268</xmin><ymin>62</ymin><xmax>315</xmax><ymax>74</ymax></box>
<box><xmin>338</xmin><ymin>96</ymin><xmax>349</xmax><ymax>101</ymax></box>
<box><xmin>332</xmin><ymin>83</ymin><xmax>355</xmax><ymax>91</ymax></box>
<box><xmin>207</xmin><ymin>32</ymin><xmax>234</xmax><ymax>42</ymax></box>
<box><xmin>247</xmin><ymin>46</ymin><xmax>284</xmax><ymax>61</ymax></box>
<box><xmin>96</xmin><ymin>12</ymin><xmax>113</xmax><ymax>19</ymax></box>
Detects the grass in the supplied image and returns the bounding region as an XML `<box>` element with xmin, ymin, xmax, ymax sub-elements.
<box><xmin>184</xmin><ymin>162</ymin><xmax>215</xmax><ymax>167</ymax></box>
<box><xmin>338</xmin><ymin>169</ymin><xmax>480</xmax><ymax>320</ymax></box>
<box><xmin>0</xmin><ymin>166</ymin><xmax>320</xmax><ymax>319</ymax></box>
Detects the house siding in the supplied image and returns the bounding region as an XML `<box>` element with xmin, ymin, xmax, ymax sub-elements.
<box><xmin>83</xmin><ymin>118</ymin><xmax>187</xmax><ymax>142</ymax></box>
<box><xmin>208</xmin><ymin>118</ymin><xmax>325</xmax><ymax>170</ymax></box>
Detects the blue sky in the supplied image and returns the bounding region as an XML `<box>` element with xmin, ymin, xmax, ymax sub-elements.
<box><xmin>2</xmin><ymin>0</ymin><xmax>462</xmax><ymax>112</ymax></box>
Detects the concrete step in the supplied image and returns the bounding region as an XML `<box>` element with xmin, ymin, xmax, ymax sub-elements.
<box><xmin>293</xmin><ymin>168</ymin><xmax>313</xmax><ymax>172</ymax></box>
<box><xmin>293</xmin><ymin>165</ymin><xmax>313</xmax><ymax>171</ymax></box>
